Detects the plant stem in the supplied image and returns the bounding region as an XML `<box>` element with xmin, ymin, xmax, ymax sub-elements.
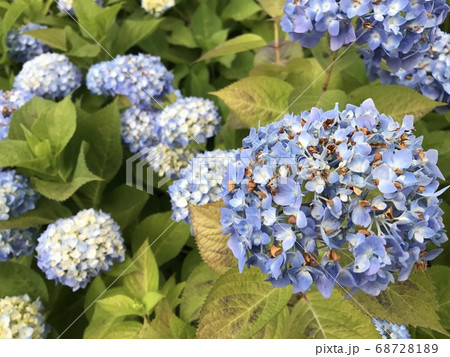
<box><xmin>274</xmin><ymin>20</ymin><xmax>281</xmax><ymax>65</ymax></box>
<box><xmin>322</xmin><ymin>50</ymin><xmax>339</xmax><ymax>93</ymax></box>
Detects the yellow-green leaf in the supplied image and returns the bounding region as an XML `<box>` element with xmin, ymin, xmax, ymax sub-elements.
<box><xmin>190</xmin><ymin>200</ymin><xmax>235</xmax><ymax>274</ymax></box>
<box><xmin>197</xmin><ymin>267</ymin><xmax>293</xmax><ymax>338</ymax></box>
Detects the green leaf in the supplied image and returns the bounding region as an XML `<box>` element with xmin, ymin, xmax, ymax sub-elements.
<box><xmin>347</xmin><ymin>271</ymin><xmax>447</xmax><ymax>335</ymax></box>
<box><xmin>102</xmin><ymin>321</ymin><xmax>142</xmax><ymax>339</ymax></box>
<box><xmin>0</xmin><ymin>140</ymin><xmax>37</xmax><ymax>168</ymax></box>
<box><xmin>97</xmin><ymin>294</ymin><xmax>144</xmax><ymax>317</ymax></box>
<box><xmin>0</xmin><ymin>197</ymin><xmax>72</xmax><ymax>230</ymax></box>
<box><xmin>65</xmin><ymin>26</ymin><xmax>101</xmax><ymax>58</ymax></box>
<box><xmin>101</xmin><ymin>185</ymin><xmax>148</xmax><ymax>230</ymax></box>
<box><xmin>114</xmin><ymin>15</ymin><xmax>161</xmax><ymax>55</ymax></box>
<box><xmin>132</xmin><ymin>211</ymin><xmax>190</xmax><ymax>266</ymax></box>
<box><xmin>222</xmin><ymin>0</ymin><xmax>261</xmax><ymax>21</ymax></box>
<box><xmin>254</xmin><ymin>40</ymin><xmax>303</xmax><ymax>66</ymax></box>
<box><xmin>180</xmin><ymin>263</ymin><xmax>219</xmax><ymax>323</ymax></box>
<box><xmin>31</xmin><ymin>96</ymin><xmax>76</xmax><ymax>156</ymax></box>
<box><xmin>31</xmin><ymin>141</ymin><xmax>102</xmax><ymax>201</ymax></box>
<box><xmin>256</xmin><ymin>0</ymin><xmax>284</xmax><ymax>18</ymax></box>
<box><xmin>124</xmin><ymin>242</ymin><xmax>159</xmax><ymax>300</ymax></box>
<box><xmin>25</xmin><ymin>28</ymin><xmax>68</xmax><ymax>51</ymax></box>
<box><xmin>138</xmin><ymin>320</ymin><xmax>161</xmax><ymax>339</ymax></box>
<box><xmin>250</xmin><ymin>64</ymin><xmax>288</xmax><ymax>80</ymax></box>
<box><xmin>189</xmin><ymin>200</ymin><xmax>236</xmax><ymax>274</ymax></box>
<box><xmin>167</xmin><ymin>25</ymin><xmax>198</xmax><ymax>48</ymax></box>
<box><xmin>428</xmin><ymin>266</ymin><xmax>450</xmax><ymax>331</ymax></box>
<box><xmin>8</xmin><ymin>97</ymin><xmax>53</xmax><ymax>141</ymax></box>
<box><xmin>251</xmin><ymin>306</ymin><xmax>290</xmax><ymax>338</ymax></box>
<box><xmin>349</xmin><ymin>85</ymin><xmax>443</xmax><ymax>122</ymax></box>
<box><xmin>191</xmin><ymin>3</ymin><xmax>222</xmax><ymax>49</ymax></box>
<box><xmin>211</xmin><ymin>76</ymin><xmax>293</xmax><ymax>128</ymax></box>
<box><xmin>197</xmin><ymin>267</ymin><xmax>292</xmax><ymax>338</ymax></box>
<box><xmin>142</xmin><ymin>291</ymin><xmax>165</xmax><ymax>315</ymax></box>
<box><xmin>72</xmin><ymin>0</ymin><xmax>121</xmax><ymax>41</ymax></box>
<box><xmin>74</xmin><ymin>101</ymin><xmax>123</xmax><ymax>206</ymax></box>
<box><xmin>285</xmin><ymin>289</ymin><xmax>379</xmax><ymax>338</ymax></box>
<box><xmin>288</xmin><ymin>86</ymin><xmax>348</xmax><ymax>114</ymax></box>
<box><xmin>286</xmin><ymin>58</ymin><xmax>324</xmax><ymax>88</ymax></box>
<box><xmin>74</xmin><ymin>101</ymin><xmax>122</xmax><ymax>182</ymax></box>
<box><xmin>150</xmin><ymin>299</ymin><xmax>196</xmax><ymax>339</ymax></box>
<box><xmin>198</xmin><ymin>34</ymin><xmax>266</xmax><ymax>62</ymax></box>
<box><xmin>0</xmin><ymin>262</ymin><xmax>49</xmax><ymax>305</ymax></box>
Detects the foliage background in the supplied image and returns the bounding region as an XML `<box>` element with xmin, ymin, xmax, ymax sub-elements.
<box><xmin>0</xmin><ymin>0</ymin><xmax>449</xmax><ymax>339</ymax></box>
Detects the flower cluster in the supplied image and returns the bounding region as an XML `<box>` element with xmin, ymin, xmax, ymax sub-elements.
<box><xmin>146</xmin><ymin>143</ymin><xmax>197</xmax><ymax>179</ymax></box>
<box><xmin>0</xmin><ymin>295</ymin><xmax>49</xmax><ymax>339</ymax></box>
<box><xmin>6</xmin><ymin>23</ymin><xmax>50</xmax><ymax>63</ymax></box>
<box><xmin>281</xmin><ymin>0</ymin><xmax>449</xmax><ymax>71</ymax></box>
<box><xmin>141</xmin><ymin>0</ymin><xmax>175</xmax><ymax>17</ymax></box>
<box><xmin>0</xmin><ymin>169</ymin><xmax>40</xmax><ymax>221</ymax></box>
<box><xmin>366</xmin><ymin>29</ymin><xmax>450</xmax><ymax>105</ymax></box>
<box><xmin>0</xmin><ymin>228</ymin><xmax>37</xmax><ymax>262</ymax></box>
<box><xmin>14</xmin><ymin>53</ymin><xmax>82</xmax><ymax>99</ymax></box>
<box><xmin>120</xmin><ymin>106</ymin><xmax>161</xmax><ymax>153</ymax></box>
<box><xmin>221</xmin><ymin>99</ymin><xmax>447</xmax><ymax>297</ymax></box>
<box><xmin>157</xmin><ymin>97</ymin><xmax>221</xmax><ymax>148</ymax></box>
<box><xmin>169</xmin><ymin>149</ymin><xmax>238</xmax><ymax>224</ymax></box>
<box><xmin>0</xmin><ymin>89</ymin><xmax>34</xmax><ymax>141</ymax></box>
<box><xmin>372</xmin><ymin>318</ymin><xmax>411</xmax><ymax>339</ymax></box>
<box><xmin>57</xmin><ymin>0</ymin><xmax>103</xmax><ymax>13</ymax></box>
<box><xmin>36</xmin><ymin>209</ymin><xmax>125</xmax><ymax>291</ymax></box>
<box><xmin>86</xmin><ymin>54</ymin><xmax>173</xmax><ymax>108</ymax></box>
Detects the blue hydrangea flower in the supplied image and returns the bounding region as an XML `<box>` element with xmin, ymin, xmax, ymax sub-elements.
<box><xmin>141</xmin><ymin>0</ymin><xmax>175</xmax><ymax>17</ymax></box>
<box><xmin>221</xmin><ymin>99</ymin><xmax>447</xmax><ymax>298</ymax></box>
<box><xmin>6</xmin><ymin>23</ymin><xmax>50</xmax><ymax>63</ymax></box>
<box><xmin>0</xmin><ymin>89</ymin><xmax>34</xmax><ymax>141</ymax></box>
<box><xmin>121</xmin><ymin>105</ymin><xmax>161</xmax><ymax>153</ymax></box>
<box><xmin>13</xmin><ymin>53</ymin><xmax>82</xmax><ymax>99</ymax></box>
<box><xmin>86</xmin><ymin>54</ymin><xmax>173</xmax><ymax>108</ymax></box>
<box><xmin>169</xmin><ymin>149</ymin><xmax>239</xmax><ymax>224</ymax></box>
<box><xmin>281</xmin><ymin>0</ymin><xmax>449</xmax><ymax>71</ymax></box>
<box><xmin>156</xmin><ymin>97</ymin><xmax>221</xmax><ymax>148</ymax></box>
<box><xmin>57</xmin><ymin>0</ymin><xmax>103</xmax><ymax>13</ymax></box>
<box><xmin>0</xmin><ymin>170</ymin><xmax>40</xmax><ymax>221</ymax></box>
<box><xmin>146</xmin><ymin>143</ymin><xmax>197</xmax><ymax>179</ymax></box>
<box><xmin>372</xmin><ymin>318</ymin><xmax>411</xmax><ymax>339</ymax></box>
<box><xmin>366</xmin><ymin>29</ymin><xmax>450</xmax><ymax>105</ymax></box>
<box><xmin>0</xmin><ymin>295</ymin><xmax>49</xmax><ymax>339</ymax></box>
<box><xmin>36</xmin><ymin>209</ymin><xmax>125</xmax><ymax>291</ymax></box>
<box><xmin>0</xmin><ymin>228</ymin><xmax>38</xmax><ymax>262</ymax></box>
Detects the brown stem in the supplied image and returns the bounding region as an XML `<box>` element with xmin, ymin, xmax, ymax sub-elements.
<box><xmin>322</xmin><ymin>50</ymin><xmax>339</xmax><ymax>93</ymax></box>
<box><xmin>274</xmin><ymin>20</ymin><xmax>281</xmax><ymax>65</ymax></box>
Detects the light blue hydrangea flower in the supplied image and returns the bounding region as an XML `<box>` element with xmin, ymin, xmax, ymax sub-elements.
<box><xmin>281</xmin><ymin>0</ymin><xmax>449</xmax><ymax>72</ymax></box>
<box><xmin>0</xmin><ymin>170</ymin><xmax>40</xmax><ymax>221</ymax></box>
<box><xmin>36</xmin><ymin>209</ymin><xmax>125</xmax><ymax>291</ymax></box>
<box><xmin>221</xmin><ymin>99</ymin><xmax>447</xmax><ymax>298</ymax></box>
<box><xmin>146</xmin><ymin>143</ymin><xmax>197</xmax><ymax>179</ymax></box>
<box><xmin>0</xmin><ymin>228</ymin><xmax>38</xmax><ymax>262</ymax></box>
<box><xmin>169</xmin><ymin>149</ymin><xmax>238</xmax><ymax>224</ymax></box>
<box><xmin>366</xmin><ymin>29</ymin><xmax>450</xmax><ymax>106</ymax></box>
<box><xmin>141</xmin><ymin>0</ymin><xmax>175</xmax><ymax>17</ymax></box>
<box><xmin>372</xmin><ymin>318</ymin><xmax>411</xmax><ymax>339</ymax></box>
<box><xmin>121</xmin><ymin>105</ymin><xmax>161</xmax><ymax>153</ymax></box>
<box><xmin>57</xmin><ymin>0</ymin><xmax>103</xmax><ymax>13</ymax></box>
<box><xmin>86</xmin><ymin>54</ymin><xmax>173</xmax><ymax>108</ymax></box>
<box><xmin>157</xmin><ymin>97</ymin><xmax>221</xmax><ymax>148</ymax></box>
<box><xmin>14</xmin><ymin>53</ymin><xmax>82</xmax><ymax>99</ymax></box>
<box><xmin>0</xmin><ymin>294</ymin><xmax>49</xmax><ymax>339</ymax></box>
<box><xmin>0</xmin><ymin>89</ymin><xmax>34</xmax><ymax>141</ymax></box>
<box><xmin>6</xmin><ymin>23</ymin><xmax>50</xmax><ymax>63</ymax></box>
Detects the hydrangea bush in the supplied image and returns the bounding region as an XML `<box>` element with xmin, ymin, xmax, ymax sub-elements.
<box><xmin>0</xmin><ymin>0</ymin><xmax>448</xmax><ymax>341</ymax></box>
